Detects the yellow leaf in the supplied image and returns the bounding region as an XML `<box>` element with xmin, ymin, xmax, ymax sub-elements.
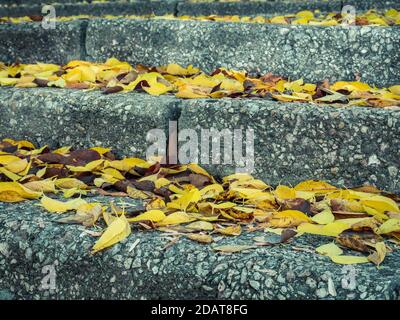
<box><xmin>360</xmin><ymin>195</ymin><xmax>399</xmax><ymax>214</ymax></box>
<box><xmin>36</xmin><ymin>167</ymin><xmax>47</xmax><ymax>178</ymax></box>
<box><xmin>101</xmin><ymin>167</ymin><xmax>125</xmax><ymax>180</ymax></box>
<box><xmin>330</xmin><ymin>81</ymin><xmax>372</xmax><ymax>92</ymax></box>
<box><xmin>270</xmin><ymin>16</ymin><xmax>287</xmax><ymax>24</ymax></box>
<box><xmin>4</xmin><ymin>158</ymin><xmax>28</xmax><ymax>174</ymax></box>
<box><xmin>311</xmin><ymin>208</ymin><xmax>335</xmax><ymax>225</ymax></box>
<box><xmin>0</xmin><ymin>182</ymin><xmax>41</xmax><ymax>202</ymax></box>
<box><xmin>294</xmin><ymin>180</ymin><xmax>336</xmax><ymax>193</ymax></box>
<box><xmin>55</xmin><ymin>178</ymin><xmax>88</xmax><ymax>190</ymax></box>
<box><xmin>40</xmin><ymin>195</ymin><xmax>86</xmax><ymax>213</ymax></box>
<box><xmin>165</xmin><ymin>63</ymin><xmax>199</xmax><ymax>76</ymax></box>
<box><xmin>378</xmin><ymin>219</ymin><xmax>400</xmax><ymax>234</ymax></box>
<box><xmin>63</xmin><ymin>187</ymin><xmax>87</xmax><ymax>198</ymax></box>
<box><xmin>59</xmin><ymin>203</ymin><xmax>102</xmax><ymax>227</ymax></box>
<box><xmin>157</xmin><ymin>211</ymin><xmax>194</xmax><ymax>226</ymax></box>
<box><xmin>388</xmin><ymin>85</ymin><xmax>400</xmax><ymax>95</ymax></box>
<box><xmin>23</xmin><ymin>179</ymin><xmax>56</xmax><ymax>193</ymax></box>
<box><xmin>297</xmin><ymin>221</ymin><xmax>350</xmax><ymax>237</ymax></box>
<box><xmin>213</xmin><ymin>245</ymin><xmax>255</xmax><ymax>253</ymax></box>
<box><xmin>167</xmin><ymin>188</ymin><xmax>201</xmax><ymax>211</ymax></box>
<box><xmin>215</xmin><ymin>225</ymin><xmax>241</xmax><ymax>236</ymax></box>
<box><xmin>367</xmin><ymin>242</ymin><xmax>387</xmax><ymax>266</ymax></box>
<box><xmin>90</xmin><ymin>147</ymin><xmax>111</xmax><ymax>155</ymax></box>
<box><xmin>330</xmin><ymin>255</ymin><xmax>369</xmax><ymax>265</ymax></box>
<box><xmin>0</xmin><ymin>155</ymin><xmax>21</xmax><ymax>165</ymax></box>
<box><xmin>186</xmin><ymin>233</ymin><xmax>213</xmax><ymax>243</ymax></box>
<box><xmin>92</xmin><ymin>215</ymin><xmax>131</xmax><ymax>254</ymax></box>
<box><xmin>0</xmin><ymin>167</ymin><xmax>21</xmax><ymax>181</ymax></box>
<box><xmin>126</xmin><ymin>186</ymin><xmax>149</xmax><ymax>200</ymax></box>
<box><xmin>146</xmin><ymin>197</ymin><xmax>166</xmax><ymax>210</ymax></box>
<box><xmin>199</xmin><ymin>184</ymin><xmax>224</xmax><ymax>199</ymax></box>
<box><xmin>53</xmin><ymin>146</ymin><xmax>72</xmax><ymax>155</ymax></box>
<box><xmin>0</xmin><ymin>77</ymin><xmax>18</xmax><ymax>86</ymax></box>
<box><xmin>223</xmin><ymin>173</ymin><xmax>253</xmax><ymax>183</ymax></box>
<box><xmin>296</xmin><ymin>10</ymin><xmax>314</xmax><ymax>20</ymax></box>
<box><xmin>128</xmin><ymin>210</ymin><xmax>166</xmax><ymax>223</ymax></box>
<box><xmin>316</xmin><ymin>242</ymin><xmax>343</xmax><ymax>256</ymax></box>
<box><xmin>274</xmin><ymin>185</ymin><xmax>296</xmax><ymax>200</ymax></box>
<box><xmin>175</xmin><ymin>85</ymin><xmax>209</xmax><ymax>99</ymax></box>
<box><xmin>275</xmin><ymin>210</ymin><xmax>311</xmax><ymax>223</ymax></box>
<box><xmin>186</xmin><ymin>220</ymin><xmax>214</xmax><ymax>231</ymax></box>
<box><xmin>154</xmin><ymin>178</ymin><xmax>170</xmax><ymax>189</ymax></box>
<box><xmin>67</xmin><ymin>159</ymin><xmax>104</xmax><ymax>172</ymax></box>
<box><xmin>109</xmin><ymin>158</ymin><xmax>149</xmax><ymax>171</ymax></box>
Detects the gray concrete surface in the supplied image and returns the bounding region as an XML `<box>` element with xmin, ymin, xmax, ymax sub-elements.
<box><xmin>178</xmin><ymin>98</ymin><xmax>400</xmax><ymax>193</ymax></box>
<box><xmin>86</xmin><ymin>19</ymin><xmax>400</xmax><ymax>87</ymax></box>
<box><xmin>0</xmin><ymin>20</ymin><xmax>83</xmax><ymax>65</ymax></box>
<box><xmin>0</xmin><ymin>88</ymin><xmax>399</xmax><ymax>193</ymax></box>
<box><xmin>0</xmin><ymin>88</ymin><xmax>180</xmax><ymax>157</ymax></box>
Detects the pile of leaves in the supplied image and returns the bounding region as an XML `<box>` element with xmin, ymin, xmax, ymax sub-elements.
<box><xmin>0</xmin><ymin>138</ymin><xmax>399</xmax><ymax>265</ymax></box>
<box><xmin>1</xmin><ymin>58</ymin><xmax>399</xmax><ymax>108</ymax></box>
<box><xmin>1</xmin><ymin>9</ymin><xmax>399</xmax><ymax>26</ymax></box>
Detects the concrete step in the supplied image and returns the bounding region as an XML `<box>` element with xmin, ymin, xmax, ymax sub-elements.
<box><xmin>1</xmin><ymin>0</ymin><xmax>399</xmax><ymax>18</ymax></box>
<box><xmin>0</xmin><ymin>87</ymin><xmax>180</xmax><ymax>157</ymax></box>
<box><xmin>177</xmin><ymin>0</ymin><xmax>378</xmax><ymax>17</ymax></box>
<box><xmin>0</xmin><ymin>87</ymin><xmax>399</xmax><ymax>193</ymax></box>
<box><xmin>0</xmin><ymin>1</ymin><xmax>177</xmax><ymax>18</ymax></box>
<box><xmin>1</xmin><ymin>195</ymin><xmax>399</xmax><ymax>299</ymax></box>
<box><xmin>0</xmin><ymin>18</ymin><xmax>399</xmax><ymax>86</ymax></box>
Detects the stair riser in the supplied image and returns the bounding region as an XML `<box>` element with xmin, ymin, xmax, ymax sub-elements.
<box><xmin>86</xmin><ymin>20</ymin><xmax>400</xmax><ymax>87</ymax></box>
<box><xmin>1</xmin><ymin>88</ymin><xmax>399</xmax><ymax>193</ymax></box>
<box><xmin>1</xmin><ymin>20</ymin><xmax>398</xmax><ymax>87</ymax></box>
<box><xmin>0</xmin><ymin>1</ymin><xmax>177</xmax><ymax>18</ymax></box>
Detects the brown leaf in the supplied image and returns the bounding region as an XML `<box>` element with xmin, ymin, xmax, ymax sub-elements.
<box><xmin>29</xmin><ymin>15</ymin><xmax>43</xmax><ymax>22</ymax></box>
<box><xmin>280</xmin><ymin>229</ymin><xmax>297</xmax><ymax>242</ymax></box>
<box><xmin>33</xmin><ymin>78</ymin><xmax>49</xmax><ymax>87</ymax></box>
<box><xmin>336</xmin><ymin>230</ymin><xmax>377</xmax><ymax>253</ymax></box>
<box><xmin>68</xmin><ymin>149</ymin><xmax>101</xmax><ymax>165</ymax></box>
<box><xmin>189</xmin><ymin>173</ymin><xmax>211</xmax><ymax>189</ymax></box>
<box><xmin>102</xmin><ymin>86</ymin><xmax>123</xmax><ymax>94</ymax></box>
<box><xmin>281</xmin><ymin>198</ymin><xmax>311</xmax><ymax>215</ymax></box>
<box><xmin>37</xmin><ymin>153</ymin><xmax>65</xmax><ymax>164</ymax></box>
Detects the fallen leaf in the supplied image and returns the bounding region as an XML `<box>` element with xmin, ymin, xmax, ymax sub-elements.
<box><xmin>92</xmin><ymin>215</ymin><xmax>131</xmax><ymax>253</ymax></box>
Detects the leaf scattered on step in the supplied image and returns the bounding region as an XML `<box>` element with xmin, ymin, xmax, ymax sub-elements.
<box><xmin>0</xmin><ymin>138</ymin><xmax>398</xmax><ymax>264</ymax></box>
<box><xmin>0</xmin><ymin>58</ymin><xmax>398</xmax><ymax>108</ymax></box>
<box><xmin>213</xmin><ymin>245</ymin><xmax>256</xmax><ymax>253</ymax></box>
<box><xmin>91</xmin><ymin>215</ymin><xmax>131</xmax><ymax>254</ymax></box>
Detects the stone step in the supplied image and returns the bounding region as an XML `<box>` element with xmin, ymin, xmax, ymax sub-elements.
<box><xmin>1</xmin><ymin>0</ymin><xmax>399</xmax><ymax>18</ymax></box>
<box><xmin>0</xmin><ymin>195</ymin><xmax>399</xmax><ymax>299</ymax></box>
<box><xmin>1</xmin><ymin>88</ymin><xmax>399</xmax><ymax>193</ymax></box>
<box><xmin>0</xmin><ymin>87</ymin><xmax>180</xmax><ymax>157</ymax></box>
<box><xmin>0</xmin><ymin>1</ymin><xmax>177</xmax><ymax>18</ymax></box>
<box><xmin>0</xmin><ymin>18</ymin><xmax>399</xmax><ymax>87</ymax></box>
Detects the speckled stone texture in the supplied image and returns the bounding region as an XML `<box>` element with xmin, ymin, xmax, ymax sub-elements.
<box><xmin>0</xmin><ymin>1</ymin><xmax>178</xmax><ymax>18</ymax></box>
<box><xmin>0</xmin><ymin>196</ymin><xmax>399</xmax><ymax>300</ymax></box>
<box><xmin>342</xmin><ymin>0</ymin><xmax>400</xmax><ymax>11</ymax></box>
<box><xmin>0</xmin><ymin>16</ymin><xmax>399</xmax><ymax>86</ymax></box>
<box><xmin>179</xmin><ymin>99</ymin><xmax>400</xmax><ymax>193</ymax></box>
<box><xmin>86</xmin><ymin>19</ymin><xmax>400</xmax><ymax>87</ymax></box>
<box><xmin>0</xmin><ymin>21</ymin><xmax>83</xmax><ymax>65</ymax></box>
<box><xmin>177</xmin><ymin>0</ymin><xmax>342</xmax><ymax>17</ymax></box>
<box><xmin>0</xmin><ymin>88</ymin><xmax>180</xmax><ymax>158</ymax></box>
<box><xmin>0</xmin><ymin>88</ymin><xmax>399</xmax><ymax>193</ymax></box>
